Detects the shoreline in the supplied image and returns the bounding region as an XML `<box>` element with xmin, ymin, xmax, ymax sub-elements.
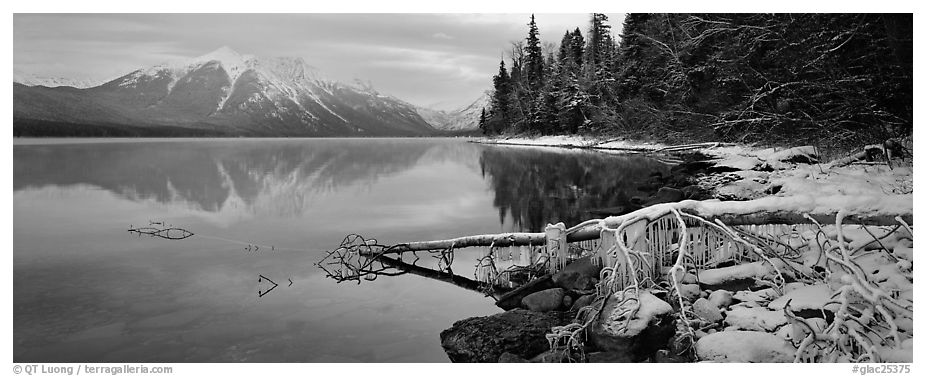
<box><xmin>440</xmin><ymin>134</ymin><xmax>913</xmax><ymax>363</ymax></box>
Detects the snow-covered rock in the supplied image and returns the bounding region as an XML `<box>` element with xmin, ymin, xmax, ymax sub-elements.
<box><xmin>589</xmin><ymin>291</ymin><xmax>675</xmax><ymax>359</ymax></box>
<box><xmin>696</xmin><ymin>331</ymin><xmax>796</xmax><ymax>362</ymax></box>
<box><xmin>767</xmin><ymin>284</ymin><xmax>836</xmax><ymax>311</ymax></box>
<box><xmin>698</xmin><ymin>260</ymin><xmax>786</xmax><ymax>286</ymax></box>
<box><xmin>692</xmin><ymin>298</ymin><xmax>723</xmax><ymax>323</ymax></box>
<box><xmin>708</xmin><ymin>290</ymin><xmax>734</xmax><ymax>309</ymax></box>
<box><xmin>724</xmin><ymin>306</ymin><xmax>788</xmax><ymax>332</ymax></box>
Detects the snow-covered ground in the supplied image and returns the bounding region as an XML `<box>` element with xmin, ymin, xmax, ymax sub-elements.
<box><xmin>476</xmin><ymin>135</ymin><xmax>913</xmax><ymax>363</ymax></box>
<box><xmin>475</xmin><ymin>135</ymin><xmax>667</xmax><ymax>151</ymax></box>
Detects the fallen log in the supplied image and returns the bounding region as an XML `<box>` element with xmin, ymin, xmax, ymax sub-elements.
<box><xmin>368</xmin><ymin>194</ymin><xmax>911</xmax><ymax>254</ymax></box>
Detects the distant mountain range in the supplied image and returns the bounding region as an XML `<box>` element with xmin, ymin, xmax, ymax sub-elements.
<box><xmin>14</xmin><ymin>47</ymin><xmax>482</xmax><ymax>137</ymax></box>
<box><xmin>13</xmin><ymin>70</ymin><xmax>103</xmax><ymax>89</ymax></box>
<box><xmin>415</xmin><ymin>92</ymin><xmax>488</xmax><ymax>132</ymax></box>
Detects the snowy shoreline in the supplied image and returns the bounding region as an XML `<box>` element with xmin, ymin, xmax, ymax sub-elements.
<box><xmin>459</xmin><ymin>135</ymin><xmax>913</xmax><ymax>363</ymax></box>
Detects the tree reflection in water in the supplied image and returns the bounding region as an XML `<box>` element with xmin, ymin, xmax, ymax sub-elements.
<box><xmin>478</xmin><ymin>146</ymin><xmax>672</xmax><ymax>232</ymax></box>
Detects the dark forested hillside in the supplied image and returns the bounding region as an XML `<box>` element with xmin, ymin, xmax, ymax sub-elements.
<box><xmin>480</xmin><ymin>14</ymin><xmax>912</xmax><ymax>150</ymax></box>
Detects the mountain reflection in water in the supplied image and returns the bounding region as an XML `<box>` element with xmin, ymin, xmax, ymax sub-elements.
<box><xmin>14</xmin><ymin>139</ymin><xmax>671</xmax><ymax>232</ymax></box>
<box><xmin>14</xmin><ymin>138</ymin><xmax>675</xmax><ymax>362</ymax></box>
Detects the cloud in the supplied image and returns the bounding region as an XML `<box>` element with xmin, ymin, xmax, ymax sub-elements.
<box><xmin>14</xmin><ymin>13</ymin><xmax>622</xmax><ymax>109</ymax></box>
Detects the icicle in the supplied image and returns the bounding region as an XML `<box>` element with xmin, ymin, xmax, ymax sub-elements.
<box><xmin>599</xmin><ymin>229</ymin><xmax>617</xmax><ymax>273</ymax></box>
<box><xmin>545</xmin><ymin>223</ymin><xmax>568</xmax><ymax>273</ymax></box>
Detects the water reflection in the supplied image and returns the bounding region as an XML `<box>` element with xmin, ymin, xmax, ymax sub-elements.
<box><xmin>14</xmin><ymin>138</ymin><xmax>675</xmax><ymax>362</ymax></box>
<box><xmin>15</xmin><ymin>140</ymin><xmax>670</xmax><ymax>232</ymax></box>
<box><xmin>479</xmin><ymin>147</ymin><xmax>672</xmax><ymax>232</ymax></box>
<box><xmin>14</xmin><ymin>139</ymin><xmax>480</xmax><ymax>218</ymax></box>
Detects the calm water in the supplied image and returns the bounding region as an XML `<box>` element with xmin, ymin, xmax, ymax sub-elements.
<box><xmin>13</xmin><ymin>138</ymin><xmax>670</xmax><ymax>362</ymax></box>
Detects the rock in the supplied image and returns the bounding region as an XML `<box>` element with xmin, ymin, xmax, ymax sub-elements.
<box><xmin>440</xmin><ymin>309</ymin><xmax>565</xmax><ymax>363</ymax></box>
<box><xmin>551</xmin><ymin>256</ymin><xmax>601</xmax><ymax>292</ymax></box>
<box><xmin>694</xmin><ymin>330</ymin><xmax>708</xmax><ymax>339</ymax></box>
<box><xmin>495</xmin><ymin>274</ymin><xmax>554</xmax><ymax>311</ymax></box>
<box><xmin>588</xmin><ymin>291</ymin><xmax>675</xmax><ymax>361</ymax></box>
<box><xmin>654</xmin><ymin>349</ymin><xmax>688</xmax><ymax>363</ymax></box>
<box><xmin>677</xmin><ymin>283</ymin><xmax>701</xmax><ymax>301</ymax></box>
<box><xmin>569</xmin><ymin>294</ymin><xmax>596</xmax><ymax>313</ymax></box>
<box><xmin>724</xmin><ymin>306</ymin><xmax>787</xmax><ymax>332</ymax></box>
<box><xmin>497</xmin><ymin>352</ymin><xmax>529</xmax><ymax>363</ymax></box>
<box><xmin>776</xmin><ymin>317</ymin><xmax>827</xmax><ymax>342</ymax></box>
<box><xmin>708</xmin><ymin>290</ymin><xmax>733</xmax><ymax>309</ymax></box>
<box><xmin>782</xmin><ymin>282</ymin><xmax>808</xmax><ymax>293</ymax></box>
<box><xmin>732</xmin><ymin>288</ymin><xmax>779</xmax><ymax>304</ymax></box>
<box><xmin>645</xmin><ymin>187</ymin><xmax>685</xmax><ymax>205</ymax></box>
<box><xmin>522</xmin><ymin>288</ymin><xmax>565</xmax><ymax>312</ymax></box>
<box><xmin>658</xmin><ymin>267</ymin><xmax>698</xmax><ymax>283</ymax></box>
<box><xmin>679</xmin><ymin>185</ymin><xmax>706</xmax><ymax>200</ymax></box>
<box><xmin>698</xmin><ymin>260</ymin><xmax>787</xmax><ymax>288</ymax></box>
<box><xmin>562</xmin><ymin>295</ymin><xmax>573</xmax><ymax>308</ymax></box>
<box><xmin>766</xmin><ymin>146</ymin><xmax>819</xmax><ymax>166</ymax></box>
<box><xmin>767</xmin><ymin>284</ymin><xmax>836</xmax><ymax>312</ymax></box>
<box><xmin>692</xmin><ymin>298</ymin><xmax>723</xmax><ymax>323</ymax></box>
<box><xmin>530</xmin><ymin>350</ymin><xmax>569</xmax><ymax>363</ymax></box>
<box><xmin>696</xmin><ymin>331</ymin><xmax>796</xmax><ymax>362</ymax></box>
<box><xmin>586</xmin><ymin>351</ymin><xmax>634</xmax><ymax>363</ymax></box>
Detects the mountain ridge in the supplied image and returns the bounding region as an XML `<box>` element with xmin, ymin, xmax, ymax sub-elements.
<box><xmin>415</xmin><ymin>91</ymin><xmax>489</xmax><ymax>131</ymax></box>
<box><xmin>14</xmin><ymin>47</ymin><xmax>443</xmax><ymax>137</ymax></box>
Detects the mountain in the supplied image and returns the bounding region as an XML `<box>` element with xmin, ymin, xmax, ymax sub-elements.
<box><xmin>416</xmin><ymin>92</ymin><xmax>489</xmax><ymax>131</ymax></box>
<box><xmin>13</xmin><ymin>47</ymin><xmax>437</xmax><ymax>137</ymax></box>
<box><xmin>13</xmin><ymin>71</ymin><xmax>102</xmax><ymax>89</ymax></box>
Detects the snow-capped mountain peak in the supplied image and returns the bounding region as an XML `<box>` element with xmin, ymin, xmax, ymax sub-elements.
<box><xmin>15</xmin><ymin>46</ymin><xmax>438</xmax><ymax>137</ymax></box>
<box><xmin>13</xmin><ymin>70</ymin><xmax>102</xmax><ymax>89</ymax></box>
<box><xmin>258</xmin><ymin>56</ymin><xmax>322</xmax><ymax>84</ymax></box>
<box><xmin>416</xmin><ymin>91</ymin><xmax>489</xmax><ymax>131</ymax></box>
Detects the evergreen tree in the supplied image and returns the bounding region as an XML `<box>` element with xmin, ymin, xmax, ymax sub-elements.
<box><xmin>525</xmin><ymin>14</ymin><xmax>545</xmax><ymax>92</ymax></box>
<box><xmin>487</xmin><ymin>59</ymin><xmax>512</xmax><ymax>134</ymax></box>
<box><xmin>478</xmin><ymin>107</ymin><xmax>488</xmax><ymax>135</ymax></box>
<box><xmin>570</xmin><ymin>28</ymin><xmax>585</xmax><ymax>68</ymax></box>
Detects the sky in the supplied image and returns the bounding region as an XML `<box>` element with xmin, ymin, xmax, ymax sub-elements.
<box><xmin>13</xmin><ymin>13</ymin><xmax>624</xmax><ymax>110</ymax></box>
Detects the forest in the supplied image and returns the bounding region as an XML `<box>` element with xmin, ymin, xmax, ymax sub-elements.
<box><xmin>479</xmin><ymin>14</ymin><xmax>913</xmax><ymax>151</ymax></box>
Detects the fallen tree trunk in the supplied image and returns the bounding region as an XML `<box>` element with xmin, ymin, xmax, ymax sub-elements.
<box><xmin>370</xmin><ymin>194</ymin><xmax>911</xmax><ymax>254</ymax></box>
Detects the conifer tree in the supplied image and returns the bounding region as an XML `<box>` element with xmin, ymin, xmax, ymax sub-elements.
<box><xmin>487</xmin><ymin>59</ymin><xmax>512</xmax><ymax>133</ymax></box>
<box><xmin>478</xmin><ymin>107</ymin><xmax>488</xmax><ymax>134</ymax></box>
<box><xmin>525</xmin><ymin>14</ymin><xmax>545</xmax><ymax>92</ymax></box>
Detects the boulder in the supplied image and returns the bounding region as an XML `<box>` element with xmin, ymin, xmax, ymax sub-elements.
<box><xmin>495</xmin><ymin>274</ymin><xmax>554</xmax><ymax>311</ymax></box>
<box><xmin>530</xmin><ymin>350</ymin><xmax>569</xmax><ymax>363</ymax></box>
<box><xmin>497</xmin><ymin>352</ymin><xmax>529</xmax><ymax>363</ymax></box>
<box><xmin>708</xmin><ymin>289</ymin><xmax>733</xmax><ymax>309</ymax></box>
<box><xmin>588</xmin><ymin>291</ymin><xmax>675</xmax><ymax>361</ymax></box>
<box><xmin>692</xmin><ymin>298</ymin><xmax>723</xmax><ymax>323</ymax></box>
<box><xmin>696</xmin><ymin>331</ymin><xmax>796</xmax><ymax>362</ymax></box>
<box><xmin>586</xmin><ymin>351</ymin><xmax>635</xmax><ymax>363</ymax></box>
<box><xmin>767</xmin><ymin>284</ymin><xmax>836</xmax><ymax>312</ymax></box>
<box><xmin>677</xmin><ymin>283</ymin><xmax>701</xmax><ymax>301</ymax></box>
<box><xmin>522</xmin><ymin>288</ymin><xmax>565</xmax><ymax>312</ymax></box>
<box><xmin>645</xmin><ymin>187</ymin><xmax>685</xmax><ymax>205</ymax></box>
<box><xmin>551</xmin><ymin>256</ymin><xmax>601</xmax><ymax>292</ymax></box>
<box><xmin>569</xmin><ymin>294</ymin><xmax>596</xmax><ymax>313</ymax></box>
<box><xmin>724</xmin><ymin>306</ymin><xmax>788</xmax><ymax>332</ymax></box>
<box><xmin>440</xmin><ymin>309</ymin><xmax>565</xmax><ymax>363</ymax></box>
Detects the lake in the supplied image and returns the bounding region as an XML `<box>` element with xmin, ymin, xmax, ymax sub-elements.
<box><xmin>13</xmin><ymin>138</ymin><xmax>671</xmax><ymax>362</ymax></box>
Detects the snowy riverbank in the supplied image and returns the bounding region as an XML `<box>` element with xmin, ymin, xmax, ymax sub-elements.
<box><xmin>459</xmin><ymin>135</ymin><xmax>913</xmax><ymax>363</ymax></box>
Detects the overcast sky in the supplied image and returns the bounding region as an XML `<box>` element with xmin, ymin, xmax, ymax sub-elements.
<box><xmin>14</xmin><ymin>13</ymin><xmax>624</xmax><ymax>110</ymax></box>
